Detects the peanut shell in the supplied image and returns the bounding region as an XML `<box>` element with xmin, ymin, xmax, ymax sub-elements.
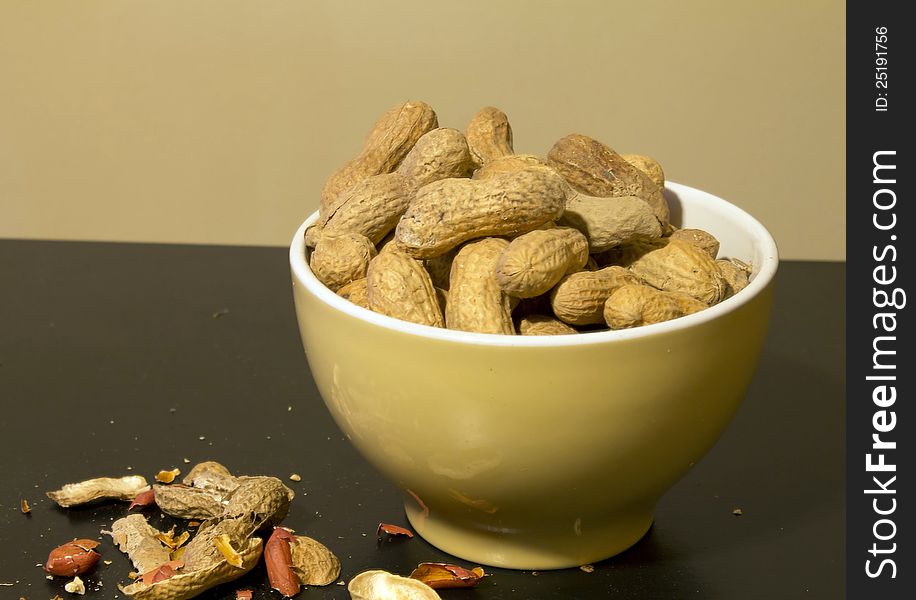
<box><xmin>320</xmin><ymin>100</ymin><xmax>437</xmax><ymax>214</ymax></box>
<box><xmin>561</xmin><ymin>192</ymin><xmax>662</xmax><ymax>252</ymax></box>
<box><xmin>717</xmin><ymin>258</ymin><xmax>751</xmax><ymax>298</ymax></box>
<box><xmin>366</xmin><ymin>249</ymin><xmax>444</xmax><ymax>327</ymax></box>
<box><xmin>547</xmin><ymin>134</ymin><xmax>669</xmax><ymax>225</ymax></box>
<box><xmin>603</xmin><ymin>284</ymin><xmax>682</xmax><ymax>329</ymax></box>
<box><xmin>621</xmin><ymin>153</ymin><xmax>665</xmax><ymax>190</ymax></box>
<box><xmin>396</xmin><ymin>128</ymin><xmax>473</xmax><ymax>188</ymax></box>
<box><xmin>670</xmin><ymin>228</ymin><xmax>720</xmax><ymax>259</ymax></box>
<box><xmin>396</xmin><ymin>166</ymin><xmax>567</xmax><ymax>259</ymax></box>
<box><xmin>319</xmin><ymin>172</ymin><xmax>412</xmax><ymax>244</ymax></box>
<box><xmin>472</xmin><ymin>154</ymin><xmax>546</xmax><ymax>181</ymax></box>
<box><xmin>447</xmin><ymin>238</ymin><xmax>514</xmax><ymax>334</ymax></box>
<box><xmin>465</xmin><ymin>106</ymin><xmax>514</xmax><ymax>167</ymax></box>
<box><xmin>550</xmin><ymin>266</ymin><xmax>643</xmax><ymax>325</ymax></box>
<box><xmin>495</xmin><ymin>227</ymin><xmax>589</xmax><ymax>298</ymax></box>
<box><xmin>310</xmin><ymin>232</ymin><xmax>376</xmax><ymax>292</ymax></box>
<box><xmin>518</xmin><ymin>315</ymin><xmax>578</xmax><ymax>336</ymax></box>
<box><xmin>628</xmin><ymin>239</ymin><xmax>727</xmax><ymax>304</ymax></box>
<box><xmin>337</xmin><ymin>278</ymin><xmax>370</xmax><ymax>309</ymax></box>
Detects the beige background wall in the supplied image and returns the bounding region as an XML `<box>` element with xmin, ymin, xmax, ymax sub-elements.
<box><xmin>0</xmin><ymin>1</ymin><xmax>845</xmax><ymax>260</ymax></box>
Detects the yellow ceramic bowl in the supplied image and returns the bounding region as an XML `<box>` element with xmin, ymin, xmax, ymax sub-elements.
<box><xmin>289</xmin><ymin>182</ymin><xmax>778</xmax><ymax>569</ymax></box>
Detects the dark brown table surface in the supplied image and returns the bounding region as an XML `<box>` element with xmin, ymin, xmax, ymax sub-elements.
<box><xmin>0</xmin><ymin>240</ymin><xmax>845</xmax><ymax>599</ymax></box>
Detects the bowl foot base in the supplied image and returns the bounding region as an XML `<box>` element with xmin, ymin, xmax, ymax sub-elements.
<box><xmin>404</xmin><ymin>502</ymin><xmax>655</xmax><ymax>570</ymax></box>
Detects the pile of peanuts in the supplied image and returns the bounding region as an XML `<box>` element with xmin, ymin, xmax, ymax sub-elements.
<box><xmin>305</xmin><ymin>101</ymin><xmax>750</xmax><ymax>335</ymax></box>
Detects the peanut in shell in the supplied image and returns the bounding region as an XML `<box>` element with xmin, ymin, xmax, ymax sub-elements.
<box><xmin>621</xmin><ymin>153</ymin><xmax>666</xmax><ymax>190</ymax></box>
<box><xmin>447</xmin><ymin>238</ymin><xmax>515</xmax><ymax>334</ymax></box>
<box><xmin>366</xmin><ymin>249</ymin><xmax>444</xmax><ymax>327</ymax></box>
<box><xmin>319</xmin><ymin>100</ymin><xmax>437</xmax><ymax>215</ymax></box>
<box><xmin>472</xmin><ymin>153</ymin><xmax>546</xmax><ymax>181</ymax></box>
<box><xmin>670</xmin><ymin>228</ymin><xmax>720</xmax><ymax>259</ymax></box>
<box><xmin>560</xmin><ymin>192</ymin><xmax>662</xmax><ymax>252</ymax></box>
<box><xmin>319</xmin><ymin>172</ymin><xmax>412</xmax><ymax>245</ymax></box>
<box><xmin>547</xmin><ymin>133</ymin><xmax>669</xmax><ymax>225</ymax></box>
<box><xmin>310</xmin><ymin>232</ymin><xmax>377</xmax><ymax>292</ymax></box>
<box><xmin>495</xmin><ymin>227</ymin><xmax>589</xmax><ymax>298</ymax></box>
<box><xmin>550</xmin><ymin>266</ymin><xmax>643</xmax><ymax>325</ymax></box>
<box><xmin>627</xmin><ymin>238</ymin><xmax>727</xmax><ymax>304</ymax></box>
<box><xmin>396</xmin><ymin>127</ymin><xmax>474</xmax><ymax>188</ymax></box>
<box><xmin>518</xmin><ymin>315</ymin><xmax>578</xmax><ymax>336</ymax></box>
<box><xmin>465</xmin><ymin>106</ymin><xmax>514</xmax><ymax>167</ymax></box>
<box><xmin>603</xmin><ymin>284</ymin><xmax>683</xmax><ymax>329</ymax></box>
<box><xmin>395</xmin><ymin>166</ymin><xmax>567</xmax><ymax>259</ymax></box>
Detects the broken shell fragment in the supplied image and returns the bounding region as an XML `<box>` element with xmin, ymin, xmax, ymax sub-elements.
<box><xmin>128</xmin><ymin>488</ymin><xmax>156</xmax><ymax>511</ymax></box>
<box><xmin>108</xmin><ymin>514</ymin><xmax>173</xmax><ymax>574</ymax></box>
<box><xmin>64</xmin><ymin>575</ymin><xmax>86</xmax><ymax>595</ymax></box>
<box><xmin>348</xmin><ymin>570</ymin><xmax>440</xmax><ymax>600</ymax></box>
<box><xmin>140</xmin><ymin>561</ymin><xmax>184</xmax><ymax>586</ymax></box>
<box><xmin>119</xmin><ymin>537</ymin><xmax>263</xmax><ymax>600</ymax></box>
<box><xmin>213</xmin><ymin>534</ymin><xmax>244</xmax><ymax>568</ymax></box>
<box><xmin>155</xmin><ymin>469</ymin><xmax>181</xmax><ymax>484</ymax></box>
<box><xmin>151</xmin><ymin>484</ymin><xmax>225</xmax><ymax>520</ymax></box>
<box><xmin>376</xmin><ymin>523</ymin><xmax>414</xmax><ymax>539</ymax></box>
<box><xmin>47</xmin><ymin>475</ymin><xmax>149</xmax><ymax>507</ymax></box>
<box><xmin>409</xmin><ymin>563</ymin><xmax>486</xmax><ymax>589</ymax></box>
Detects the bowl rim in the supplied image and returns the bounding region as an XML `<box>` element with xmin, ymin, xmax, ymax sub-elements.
<box><xmin>290</xmin><ymin>181</ymin><xmax>779</xmax><ymax>347</ymax></box>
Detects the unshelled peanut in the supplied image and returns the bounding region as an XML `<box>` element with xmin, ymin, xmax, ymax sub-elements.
<box><xmin>472</xmin><ymin>154</ymin><xmax>546</xmax><ymax>181</ymax></box>
<box><xmin>670</xmin><ymin>228</ymin><xmax>720</xmax><ymax>259</ymax></box>
<box><xmin>550</xmin><ymin>266</ymin><xmax>643</xmax><ymax>325</ymax></box>
<box><xmin>603</xmin><ymin>284</ymin><xmax>684</xmax><ymax>329</ymax></box>
<box><xmin>561</xmin><ymin>192</ymin><xmax>662</xmax><ymax>252</ymax></box>
<box><xmin>310</xmin><ymin>232</ymin><xmax>376</xmax><ymax>292</ymax></box>
<box><xmin>447</xmin><ymin>238</ymin><xmax>514</xmax><ymax>334</ymax></box>
<box><xmin>628</xmin><ymin>239</ymin><xmax>727</xmax><ymax>304</ymax></box>
<box><xmin>621</xmin><ymin>153</ymin><xmax>665</xmax><ymax>190</ymax></box>
<box><xmin>547</xmin><ymin>134</ymin><xmax>669</xmax><ymax>226</ymax></box>
<box><xmin>396</xmin><ymin>128</ymin><xmax>474</xmax><ymax>188</ymax></box>
<box><xmin>366</xmin><ymin>249</ymin><xmax>444</xmax><ymax>327</ymax></box>
<box><xmin>395</xmin><ymin>166</ymin><xmax>566</xmax><ymax>259</ymax></box>
<box><xmin>319</xmin><ymin>172</ymin><xmax>412</xmax><ymax>245</ymax></box>
<box><xmin>717</xmin><ymin>258</ymin><xmax>751</xmax><ymax>298</ymax></box>
<box><xmin>337</xmin><ymin>277</ymin><xmax>370</xmax><ymax>309</ymax></box>
<box><xmin>495</xmin><ymin>227</ymin><xmax>589</xmax><ymax>298</ymax></box>
<box><xmin>517</xmin><ymin>315</ymin><xmax>578</xmax><ymax>336</ymax></box>
<box><xmin>465</xmin><ymin>106</ymin><xmax>514</xmax><ymax>167</ymax></box>
<box><xmin>320</xmin><ymin>100</ymin><xmax>437</xmax><ymax>215</ymax></box>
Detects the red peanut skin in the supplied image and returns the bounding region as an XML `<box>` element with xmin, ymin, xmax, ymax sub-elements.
<box><xmin>265</xmin><ymin>527</ymin><xmax>300</xmax><ymax>597</ymax></box>
<box><xmin>44</xmin><ymin>539</ymin><xmax>101</xmax><ymax>576</ymax></box>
